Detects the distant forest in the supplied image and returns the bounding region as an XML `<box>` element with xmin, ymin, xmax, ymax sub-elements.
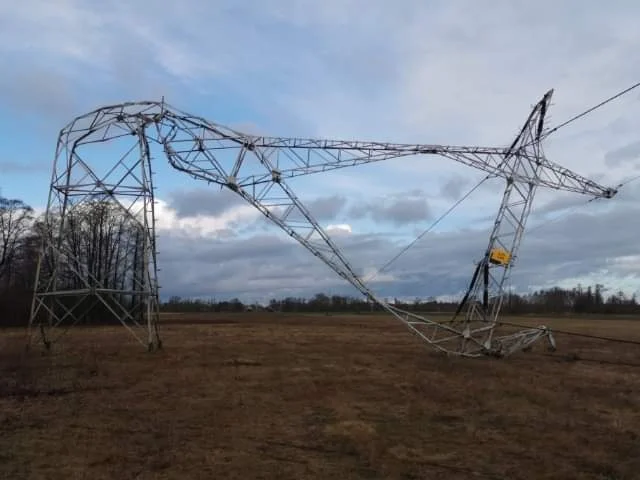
<box><xmin>162</xmin><ymin>285</ymin><xmax>640</xmax><ymax>316</ymax></box>
<box><xmin>1</xmin><ymin>194</ymin><xmax>639</xmax><ymax>328</ymax></box>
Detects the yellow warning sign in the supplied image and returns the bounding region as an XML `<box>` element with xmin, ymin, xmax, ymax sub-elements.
<box><xmin>489</xmin><ymin>248</ymin><xmax>511</xmax><ymax>266</ymax></box>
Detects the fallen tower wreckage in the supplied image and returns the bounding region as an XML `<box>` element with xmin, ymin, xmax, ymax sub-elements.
<box><xmin>28</xmin><ymin>90</ymin><xmax>618</xmax><ymax>357</ymax></box>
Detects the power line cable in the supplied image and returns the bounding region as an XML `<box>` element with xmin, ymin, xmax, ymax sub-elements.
<box><xmin>365</xmin><ymin>82</ymin><xmax>640</xmax><ymax>284</ymax></box>
<box><xmin>526</xmin><ymin>196</ymin><xmax>600</xmax><ymax>235</ymax></box>
<box><xmin>526</xmin><ymin>170</ymin><xmax>640</xmax><ymax>235</ymax></box>
<box><xmin>498</xmin><ymin>320</ymin><xmax>640</xmax><ymax>346</ymax></box>
<box><xmin>365</xmin><ymin>173</ymin><xmax>496</xmax><ymax>283</ymax></box>
<box><xmin>194</xmin><ymin>171</ymin><xmax>640</xmax><ymax>296</ymax></box>
<box><xmin>617</xmin><ymin>172</ymin><xmax>640</xmax><ymax>189</ymax></box>
<box><xmin>515</xmin><ymin>80</ymin><xmax>640</xmax><ymax>234</ymax></box>
<box><xmin>367</xmin><ymin>164</ymin><xmax>639</xmax><ymax>284</ymax></box>
<box><xmin>544</xmin><ymin>80</ymin><xmax>640</xmax><ymax>137</ymax></box>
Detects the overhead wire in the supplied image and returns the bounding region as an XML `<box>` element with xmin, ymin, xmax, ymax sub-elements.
<box><xmin>617</xmin><ymin>172</ymin><xmax>640</xmax><ymax>189</ymax></box>
<box><xmin>520</xmin><ymin>80</ymin><xmax>640</xmax><ymax>235</ymax></box>
<box><xmin>200</xmin><ymin>170</ymin><xmax>635</xmax><ymax>297</ymax></box>
<box><xmin>498</xmin><ymin>161</ymin><xmax>640</xmax><ymax>352</ymax></box>
<box><xmin>365</xmin><ymin>81</ymin><xmax>640</xmax><ymax>284</ymax></box>
<box><xmin>524</xmin><ymin>157</ymin><xmax>640</xmax><ymax>235</ymax></box>
<box><xmin>358</xmin><ymin>82</ymin><xmax>640</xmax><ymax>332</ymax></box>
<box><xmin>525</xmin><ymin>196</ymin><xmax>600</xmax><ymax>235</ymax></box>
<box><xmin>498</xmin><ymin>320</ymin><xmax>640</xmax><ymax>347</ymax></box>
<box><xmin>543</xmin><ymin>80</ymin><xmax>640</xmax><ymax>137</ymax></box>
<box><xmin>365</xmin><ymin>160</ymin><xmax>639</xmax><ymax>286</ymax></box>
<box><xmin>364</xmin><ymin>172</ymin><xmax>496</xmax><ymax>283</ymax></box>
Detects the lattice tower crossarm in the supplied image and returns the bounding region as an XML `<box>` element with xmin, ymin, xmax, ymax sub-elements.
<box><xmin>28</xmin><ymin>95</ymin><xmax>616</xmax><ymax>355</ymax></box>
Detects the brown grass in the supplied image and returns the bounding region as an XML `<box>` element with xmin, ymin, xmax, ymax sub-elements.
<box><xmin>1</xmin><ymin>313</ymin><xmax>640</xmax><ymax>479</ymax></box>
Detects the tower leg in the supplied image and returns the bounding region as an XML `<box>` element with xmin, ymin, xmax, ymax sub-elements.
<box><xmin>28</xmin><ymin>116</ymin><xmax>162</xmax><ymax>352</ymax></box>
<box><xmin>452</xmin><ymin>176</ymin><xmax>540</xmax><ymax>353</ymax></box>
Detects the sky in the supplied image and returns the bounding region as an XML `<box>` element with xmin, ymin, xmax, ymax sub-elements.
<box><xmin>1</xmin><ymin>0</ymin><xmax>640</xmax><ymax>303</ymax></box>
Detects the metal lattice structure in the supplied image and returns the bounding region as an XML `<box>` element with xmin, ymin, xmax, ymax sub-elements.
<box><xmin>451</xmin><ymin>89</ymin><xmax>563</xmax><ymax>355</ymax></box>
<box><xmin>28</xmin><ymin>91</ymin><xmax>617</xmax><ymax>356</ymax></box>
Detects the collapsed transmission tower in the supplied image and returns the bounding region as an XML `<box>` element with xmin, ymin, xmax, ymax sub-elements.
<box><xmin>28</xmin><ymin>90</ymin><xmax>617</xmax><ymax>356</ymax></box>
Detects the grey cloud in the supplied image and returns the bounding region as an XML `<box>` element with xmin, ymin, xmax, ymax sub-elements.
<box><xmin>378</xmin><ymin>198</ymin><xmax>431</xmax><ymax>225</ymax></box>
<box><xmin>0</xmin><ymin>3</ymin><xmax>177</xmax><ymax>122</ymax></box>
<box><xmin>605</xmin><ymin>141</ymin><xmax>640</xmax><ymax>167</ymax></box>
<box><xmin>439</xmin><ymin>175</ymin><xmax>469</xmax><ymax>200</ymax></box>
<box><xmin>350</xmin><ymin>192</ymin><xmax>432</xmax><ymax>225</ymax></box>
<box><xmin>156</xmin><ymin>219</ymin><xmax>483</xmax><ymax>302</ymax></box>
<box><xmin>512</xmin><ymin>209</ymin><xmax>640</xmax><ymax>287</ymax></box>
<box><xmin>156</xmin><ymin>196</ymin><xmax>640</xmax><ymax>303</ymax></box>
<box><xmin>532</xmin><ymin>193</ymin><xmax>593</xmax><ymax>216</ymax></box>
<box><xmin>157</xmin><ymin>231</ymin><xmax>340</xmax><ymax>299</ymax></box>
<box><xmin>306</xmin><ymin>194</ymin><xmax>346</xmax><ymax>221</ymax></box>
<box><xmin>0</xmin><ymin>65</ymin><xmax>79</xmax><ymax>123</ymax></box>
<box><xmin>387</xmin><ymin>200</ymin><xmax>640</xmax><ymax>295</ymax></box>
<box><xmin>3</xmin><ymin>0</ymin><xmax>639</xmax><ymax>163</ymax></box>
<box><xmin>168</xmin><ymin>188</ymin><xmax>346</xmax><ymax>226</ymax></box>
<box><xmin>190</xmin><ymin>234</ymin><xmax>298</xmax><ymax>264</ymax></box>
<box><xmin>106</xmin><ymin>29</ymin><xmax>159</xmax><ymax>91</ymax></box>
<box><xmin>167</xmin><ymin>188</ymin><xmax>244</xmax><ymax>218</ymax></box>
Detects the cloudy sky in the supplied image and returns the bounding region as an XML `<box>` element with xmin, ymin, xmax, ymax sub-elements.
<box><xmin>1</xmin><ymin>0</ymin><xmax>640</xmax><ymax>303</ymax></box>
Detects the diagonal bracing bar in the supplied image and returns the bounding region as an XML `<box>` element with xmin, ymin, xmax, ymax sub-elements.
<box><xmin>28</xmin><ymin>94</ymin><xmax>616</xmax><ymax>356</ymax></box>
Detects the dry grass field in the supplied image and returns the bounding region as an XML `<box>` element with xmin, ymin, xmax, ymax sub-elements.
<box><xmin>1</xmin><ymin>312</ymin><xmax>640</xmax><ymax>479</ymax></box>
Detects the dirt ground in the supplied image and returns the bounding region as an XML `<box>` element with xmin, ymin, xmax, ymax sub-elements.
<box><xmin>1</xmin><ymin>313</ymin><xmax>640</xmax><ymax>479</ymax></box>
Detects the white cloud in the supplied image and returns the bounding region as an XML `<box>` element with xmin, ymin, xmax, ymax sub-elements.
<box><xmin>326</xmin><ymin>223</ymin><xmax>352</xmax><ymax>235</ymax></box>
<box><xmin>154</xmin><ymin>198</ymin><xmax>260</xmax><ymax>238</ymax></box>
<box><xmin>360</xmin><ymin>267</ymin><xmax>396</xmax><ymax>284</ymax></box>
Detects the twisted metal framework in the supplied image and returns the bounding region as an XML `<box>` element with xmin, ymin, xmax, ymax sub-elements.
<box><xmin>28</xmin><ymin>91</ymin><xmax>617</xmax><ymax>356</ymax></box>
<box><xmin>452</xmin><ymin>89</ymin><xmax>564</xmax><ymax>355</ymax></box>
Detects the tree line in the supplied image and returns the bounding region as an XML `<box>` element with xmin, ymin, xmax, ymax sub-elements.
<box><xmin>1</xmin><ymin>194</ymin><xmax>639</xmax><ymax>327</ymax></box>
<box><xmin>162</xmin><ymin>285</ymin><xmax>640</xmax><ymax>316</ymax></box>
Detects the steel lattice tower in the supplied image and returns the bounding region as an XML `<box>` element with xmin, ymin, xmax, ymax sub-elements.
<box><xmin>28</xmin><ymin>93</ymin><xmax>617</xmax><ymax>356</ymax></box>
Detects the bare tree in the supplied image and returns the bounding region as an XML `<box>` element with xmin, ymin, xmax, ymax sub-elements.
<box><xmin>48</xmin><ymin>198</ymin><xmax>145</xmax><ymax>323</ymax></box>
<box><xmin>0</xmin><ymin>197</ymin><xmax>34</xmax><ymax>287</ymax></box>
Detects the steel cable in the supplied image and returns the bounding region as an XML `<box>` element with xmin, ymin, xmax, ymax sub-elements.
<box><xmin>365</xmin><ymin>173</ymin><xmax>496</xmax><ymax>283</ymax></box>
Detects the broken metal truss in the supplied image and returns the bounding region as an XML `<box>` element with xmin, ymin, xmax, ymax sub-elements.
<box><xmin>28</xmin><ymin>91</ymin><xmax>617</xmax><ymax>356</ymax></box>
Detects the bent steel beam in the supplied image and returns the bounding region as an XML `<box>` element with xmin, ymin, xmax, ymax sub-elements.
<box><xmin>28</xmin><ymin>92</ymin><xmax>616</xmax><ymax>355</ymax></box>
